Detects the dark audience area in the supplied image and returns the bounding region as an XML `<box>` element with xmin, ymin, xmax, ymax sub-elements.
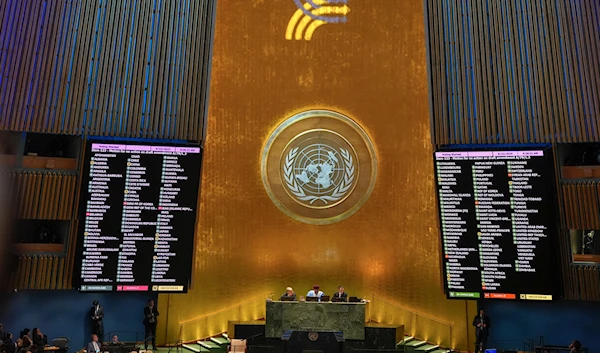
<box><xmin>0</xmin><ymin>291</ymin><xmax>154</xmax><ymax>352</ymax></box>
<box><xmin>0</xmin><ymin>325</ymin><xmax>58</xmax><ymax>353</ymax></box>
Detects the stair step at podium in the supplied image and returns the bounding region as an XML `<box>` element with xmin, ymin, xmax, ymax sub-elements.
<box><xmin>196</xmin><ymin>341</ymin><xmax>223</xmax><ymax>351</ymax></box>
<box><xmin>398</xmin><ymin>336</ymin><xmax>416</xmax><ymax>346</ymax></box>
<box><xmin>415</xmin><ymin>344</ymin><xmax>440</xmax><ymax>352</ymax></box>
<box><xmin>405</xmin><ymin>340</ymin><xmax>427</xmax><ymax>347</ymax></box>
<box><xmin>182</xmin><ymin>344</ymin><xmax>207</xmax><ymax>353</ymax></box>
<box><xmin>210</xmin><ymin>336</ymin><xmax>230</xmax><ymax>346</ymax></box>
<box><xmin>430</xmin><ymin>349</ymin><xmax>450</xmax><ymax>353</ymax></box>
<box><xmin>404</xmin><ymin>339</ymin><xmax>427</xmax><ymax>353</ymax></box>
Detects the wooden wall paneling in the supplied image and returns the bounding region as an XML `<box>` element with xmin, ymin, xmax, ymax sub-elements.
<box><xmin>513</xmin><ymin>0</ymin><xmax>526</xmax><ymax>142</ymax></box>
<box><xmin>583</xmin><ymin>0</ymin><xmax>600</xmax><ymax>140</ymax></box>
<box><xmin>51</xmin><ymin>174</ymin><xmax>61</xmax><ymax>219</ymax></box>
<box><xmin>108</xmin><ymin>0</ymin><xmax>129</xmax><ymax>135</ymax></box>
<box><xmin>523</xmin><ymin>0</ymin><xmax>539</xmax><ymax>142</ymax></box>
<box><xmin>429</xmin><ymin>0</ymin><xmax>441</xmax><ymax>144</ymax></box>
<box><xmin>41</xmin><ymin>256</ymin><xmax>49</xmax><ymax>289</ymax></box>
<box><xmin>17</xmin><ymin>172</ymin><xmax>28</xmax><ymax>218</ymax></box>
<box><xmin>496</xmin><ymin>0</ymin><xmax>512</xmax><ymax>143</ymax></box>
<box><xmin>569</xmin><ymin>266</ymin><xmax>578</xmax><ymax>299</ymax></box>
<box><xmin>585</xmin><ymin>182</ymin><xmax>599</xmax><ymax>229</ymax></box>
<box><xmin>19</xmin><ymin>257</ymin><xmax>29</xmax><ymax>290</ymax></box>
<box><xmin>26</xmin><ymin>172</ymin><xmax>36</xmax><ymax>218</ymax></box>
<box><xmin>47</xmin><ymin>256</ymin><xmax>55</xmax><ymax>290</ymax></box>
<box><xmin>583</xmin><ymin>267</ymin><xmax>595</xmax><ymax>300</ymax></box>
<box><xmin>0</xmin><ymin>0</ymin><xmax>18</xmax><ymax>129</ymax></box>
<box><xmin>434</xmin><ymin>0</ymin><xmax>447</xmax><ymax>144</ymax></box>
<box><xmin>176</xmin><ymin>0</ymin><xmax>192</xmax><ymax>140</ymax></box>
<box><xmin>57</xmin><ymin>174</ymin><xmax>66</xmax><ymax>219</ymax></box>
<box><xmin>8</xmin><ymin>171</ymin><xmax>76</xmax><ymax>220</ymax></box>
<box><xmin>63</xmin><ymin>174</ymin><xmax>75</xmax><ymax>220</ymax></box>
<box><xmin>94</xmin><ymin>0</ymin><xmax>119</xmax><ymax>137</ymax></box>
<box><xmin>561</xmin><ymin>2</ymin><xmax>583</xmax><ymax>142</ymax></box>
<box><xmin>569</xmin><ymin>183</ymin><xmax>578</xmax><ymax>229</ymax></box>
<box><xmin>464</xmin><ymin>0</ymin><xmax>474</xmax><ymax>141</ymax></box>
<box><xmin>127</xmin><ymin>0</ymin><xmax>149</xmax><ymax>138</ymax></box>
<box><xmin>58</xmin><ymin>255</ymin><xmax>66</xmax><ymax>290</ymax></box>
<box><xmin>575</xmin><ymin>266</ymin><xmax>584</xmax><ymax>301</ymax></box>
<box><xmin>592</xmin><ymin>266</ymin><xmax>600</xmax><ymax>300</ymax></box>
<box><xmin>560</xmin><ymin>182</ymin><xmax>600</xmax><ymax>230</ymax></box>
<box><xmin>29</xmin><ymin>256</ymin><xmax>37</xmax><ymax>289</ymax></box>
<box><xmin>62</xmin><ymin>0</ymin><xmax>90</xmax><ymax>135</ymax></box>
<box><xmin>531</xmin><ymin>0</ymin><xmax>549</xmax><ymax>141</ymax></box>
<box><xmin>39</xmin><ymin>174</ymin><xmax>50</xmax><ymax>219</ymax></box>
<box><xmin>66</xmin><ymin>0</ymin><xmax>93</xmax><ymax>135</ymax></box>
<box><xmin>64</xmin><ymin>219</ymin><xmax>77</xmax><ymax>288</ymax></box>
<box><xmin>150</xmin><ymin>0</ymin><xmax>170</xmax><ymax>138</ymax></box>
<box><xmin>36</xmin><ymin>256</ymin><xmax>45</xmax><ymax>289</ymax></box>
<box><xmin>10</xmin><ymin>0</ymin><xmax>33</xmax><ymax>131</ymax></box>
<box><xmin>35</xmin><ymin>0</ymin><xmax>62</xmax><ymax>132</ymax></box>
<box><xmin>6</xmin><ymin>0</ymin><xmax>33</xmax><ymax>132</ymax></box>
<box><xmin>28</xmin><ymin>0</ymin><xmax>58</xmax><ymax>132</ymax></box>
<box><xmin>579</xmin><ymin>0</ymin><xmax>599</xmax><ymax>141</ymax></box>
<box><xmin>189</xmin><ymin>0</ymin><xmax>207</xmax><ymax>141</ymax></box>
<box><xmin>556</xmin><ymin>229</ymin><xmax>572</xmax><ymax>299</ymax></box>
<box><xmin>160</xmin><ymin>0</ymin><xmax>177</xmax><ymax>139</ymax></box>
<box><xmin>426</xmin><ymin>0</ymin><xmax>600</xmax><ymax>144</ymax></box>
<box><xmin>576</xmin><ymin>183</ymin><xmax>589</xmax><ymax>227</ymax></box>
<box><xmin>50</xmin><ymin>256</ymin><xmax>59</xmax><ymax>290</ymax></box>
<box><xmin>544</xmin><ymin>0</ymin><xmax>566</xmax><ymax>142</ymax></box>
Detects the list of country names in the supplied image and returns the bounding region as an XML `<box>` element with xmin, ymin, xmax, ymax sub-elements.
<box><xmin>436</xmin><ymin>150</ymin><xmax>553</xmax><ymax>299</ymax></box>
<box><xmin>79</xmin><ymin>143</ymin><xmax>200</xmax><ymax>292</ymax></box>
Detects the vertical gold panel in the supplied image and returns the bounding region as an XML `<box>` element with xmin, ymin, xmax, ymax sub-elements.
<box><xmin>158</xmin><ymin>0</ymin><xmax>476</xmax><ymax>350</ymax></box>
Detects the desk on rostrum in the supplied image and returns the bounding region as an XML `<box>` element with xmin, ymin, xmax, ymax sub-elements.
<box><xmin>265</xmin><ymin>300</ymin><xmax>366</xmax><ymax>340</ymax></box>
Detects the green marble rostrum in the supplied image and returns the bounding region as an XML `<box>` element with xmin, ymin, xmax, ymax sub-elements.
<box><xmin>265</xmin><ymin>301</ymin><xmax>366</xmax><ymax>340</ymax></box>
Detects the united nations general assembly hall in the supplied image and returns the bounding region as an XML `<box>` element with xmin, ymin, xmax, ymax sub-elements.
<box><xmin>0</xmin><ymin>1</ymin><xmax>598</xmax><ymax>353</ymax></box>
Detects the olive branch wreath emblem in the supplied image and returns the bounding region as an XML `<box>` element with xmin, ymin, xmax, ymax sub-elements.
<box><xmin>283</xmin><ymin>147</ymin><xmax>355</xmax><ymax>205</ymax></box>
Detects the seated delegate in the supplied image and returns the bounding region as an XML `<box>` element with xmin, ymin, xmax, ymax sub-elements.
<box><xmin>306</xmin><ymin>285</ymin><xmax>324</xmax><ymax>298</ymax></box>
<box><xmin>280</xmin><ymin>287</ymin><xmax>297</xmax><ymax>301</ymax></box>
<box><xmin>332</xmin><ymin>286</ymin><xmax>348</xmax><ymax>301</ymax></box>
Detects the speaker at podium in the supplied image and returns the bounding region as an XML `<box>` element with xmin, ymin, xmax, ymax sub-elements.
<box><xmin>281</xmin><ymin>330</ymin><xmax>344</xmax><ymax>353</ymax></box>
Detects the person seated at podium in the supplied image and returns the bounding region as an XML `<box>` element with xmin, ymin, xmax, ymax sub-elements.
<box><xmin>280</xmin><ymin>287</ymin><xmax>297</xmax><ymax>301</ymax></box>
<box><xmin>306</xmin><ymin>285</ymin><xmax>324</xmax><ymax>299</ymax></box>
<box><xmin>332</xmin><ymin>286</ymin><xmax>348</xmax><ymax>302</ymax></box>
<box><xmin>110</xmin><ymin>335</ymin><xmax>119</xmax><ymax>344</ymax></box>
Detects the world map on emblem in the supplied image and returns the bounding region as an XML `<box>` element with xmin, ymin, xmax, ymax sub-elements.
<box><xmin>261</xmin><ymin>110</ymin><xmax>377</xmax><ymax>225</ymax></box>
<box><xmin>283</xmin><ymin>142</ymin><xmax>355</xmax><ymax>207</ymax></box>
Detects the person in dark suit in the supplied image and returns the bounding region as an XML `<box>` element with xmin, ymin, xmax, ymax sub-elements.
<box><xmin>87</xmin><ymin>334</ymin><xmax>101</xmax><ymax>353</ymax></box>
<box><xmin>31</xmin><ymin>328</ymin><xmax>46</xmax><ymax>351</ymax></box>
<box><xmin>0</xmin><ymin>323</ymin><xmax>7</xmax><ymax>342</ymax></box>
<box><xmin>5</xmin><ymin>333</ymin><xmax>15</xmax><ymax>353</ymax></box>
<box><xmin>473</xmin><ymin>308</ymin><xmax>491</xmax><ymax>353</ymax></box>
<box><xmin>332</xmin><ymin>286</ymin><xmax>348</xmax><ymax>302</ymax></box>
<box><xmin>90</xmin><ymin>300</ymin><xmax>104</xmax><ymax>342</ymax></box>
<box><xmin>143</xmin><ymin>299</ymin><xmax>159</xmax><ymax>350</ymax></box>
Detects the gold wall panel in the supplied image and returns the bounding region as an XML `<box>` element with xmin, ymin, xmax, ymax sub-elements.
<box><xmin>158</xmin><ymin>0</ymin><xmax>476</xmax><ymax>349</ymax></box>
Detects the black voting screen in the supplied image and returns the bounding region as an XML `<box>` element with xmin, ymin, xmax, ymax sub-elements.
<box><xmin>74</xmin><ymin>141</ymin><xmax>202</xmax><ymax>293</ymax></box>
<box><xmin>434</xmin><ymin>148</ymin><xmax>557</xmax><ymax>301</ymax></box>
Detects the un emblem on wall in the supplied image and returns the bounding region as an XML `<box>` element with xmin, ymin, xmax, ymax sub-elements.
<box><xmin>261</xmin><ymin>110</ymin><xmax>377</xmax><ymax>225</ymax></box>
